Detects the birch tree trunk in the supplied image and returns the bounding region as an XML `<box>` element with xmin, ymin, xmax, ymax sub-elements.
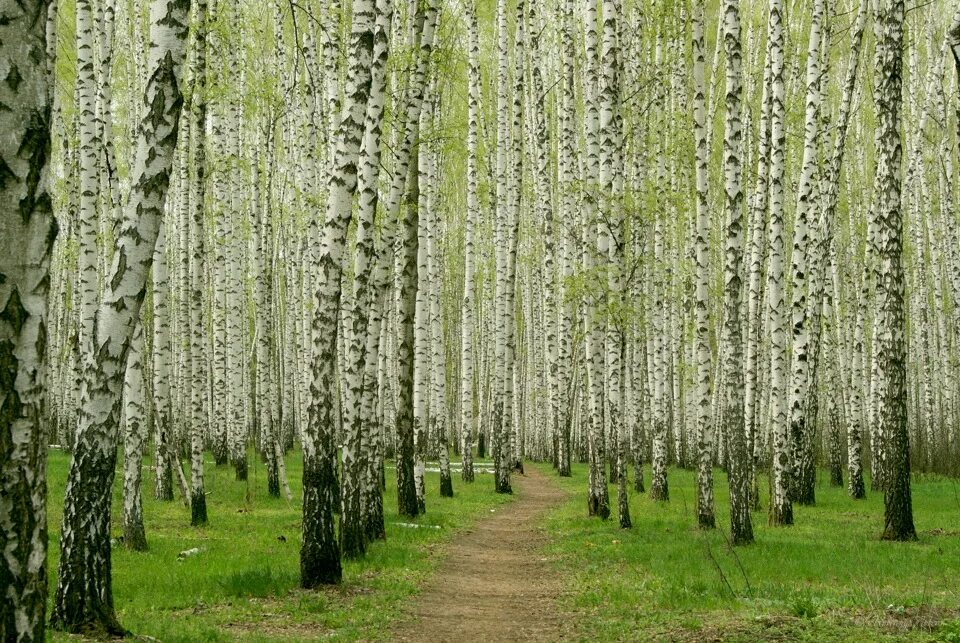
<box><xmin>583</xmin><ymin>0</ymin><xmax>609</xmax><ymax>514</ymax></box>
<box><xmin>460</xmin><ymin>0</ymin><xmax>480</xmax><ymax>483</ymax></box>
<box><xmin>394</xmin><ymin>1</ymin><xmax>438</xmax><ymax>517</ymax></box>
<box><xmin>426</xmin><ymin>142</ymin><xmax>453</xmax><ymax>498</ymax></box>
<box><xmin>188</xmin><ymin>0</ymin><xmax>209</xmax><ymax>528</ymax></box>
<box><xmin>492</xmin><ymin>0</ymin><xmax>514</xmax><ymax>495</ymax></box>
<box><xmin>556</xmin><ymin>0</ymin><xmax>576</xmax><ymax>478</ymax></box>
<box><xmin>301</xmin><ymin>0</ymin><xmax>375</xmax><ymax>587</ymax></box>
<box><xmin>51</xmin><ymin>0</ymin><xmax>190</xmax><ymax>633</ymax></box>
<box><xmin>152</xmin><ymin>227</ymin><xmax>174</xmax><ymax>501</ymax></box>
<box><xmin>599</xmin><ymin>0</ymin><xmax>630</xmax><ymax>529</ymax></box>
<box><xmin>719</xmin><ymin>0</ymin><xmax>753</xmax><ymax>545</ymax></box>
<box><xmin>692</xmin><ymin>0</ymin><xmax>715</xmax><ymax>530</ymax></box>
<box><xmin>787</xmin><ymin>0</ymin><xmax>826</xmax><ymax>507</ymax></box>
<box><xmin>767</xmin><ymin>0</ymin><xmax>792</xmax><ymax>527</ymax></box>
<box><xmin>0</xmin><ymin>4</ymin><xmax>56</xmax><ymax>638</ymax></box>
<box><xmin>121</xmin><ymin>323</ymin><xmax>148</xmax><ymax>551</ymax></box>
<box><xmin>339</xmin><ymin>0</ymin><xmax>392</xmax><ymax>559</ymax></box>
<box><xmin>413</xmin><ymin>119</ymin><xmax>431</xmax><ymax>513</ymax></box>
<box><xmin>872</xmin><ymin>0</ymin><xmax>915</xmax><ymax>542</ymax></box>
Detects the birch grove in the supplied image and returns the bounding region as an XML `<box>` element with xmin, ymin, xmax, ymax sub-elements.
<box><xmin>8</xmin><ymin>0</ymin><xmax>960</xmax><ymax>635</ymax></box>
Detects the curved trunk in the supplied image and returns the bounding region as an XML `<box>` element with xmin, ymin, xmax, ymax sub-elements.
<box><xmin>52</xmin><ymin>0</ymin><xmax>190</xmax><ymax>633</ymax></box>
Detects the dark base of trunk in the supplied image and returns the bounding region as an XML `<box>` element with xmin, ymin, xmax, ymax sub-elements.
<box><xmin>364</xmin><ymin>500</ymin><xmax>386</xmax><ymax>542</ymax></box>
<box><xmin>730</xmin><ymin>494</ymin><xmax>754</xmax><ymax>545</ymax></box>
<box><xmin>191</xmin><ymin>492</ymin><xmax>208</xmax><ymax>526</ymax></box>
<box><xmin>397</xmin><ymin>469</ymin><xmax>419</xmax><ymax>518</ymax></box>
<box><xmin>730</xmin><ymin>526</ymin><xmax>754</xmax><ymax>546</ymax></box>
<box><xmin>650</xmin><ymin>478</ymin><xmax>669</xmax><ymax>502</ymax></box>
<box><xmin>849</xmin><ymin>474</ymin><xmax>866</xmax><ymax>499</ymax></box>
<box><xmin>50</xmin><ymin>613</ymin><xmax>128</xmax><ymax>639</ymax></box>
<box><xmin>300</xmin><ymin>565</ymin><xmax>342</xmax><ymax>588</ymax></box>
<box><xmin>461</xmin><ymin>461</ymin><xmax>475</xmax><ymax>483</ymax></box>
<box><xmin>559</xmin><ymin>466</ymin><xmax>571</xmax><ymax>478</ymax></box>
<box><xmin>771</xmin><ymin>502</ymin><xmax>793</xmax><ymax>526</ymax></box>
<box><xmin>830</xmin><ymin>467</ymin><xmax>843</xmax><ymax>487</ymax></box>
<box><xmin>881</xmin><ymin>522</ymin><xmax>917</xmax><ymax>541</ymax></box>
<box><xmin>587</xmin><ymin>493</ymin><xmax>610</xmax><ymax>519</ymax></box>
<box><xmin>477</xmin><ymin>433</ymin><xmax>486</xmax><ymax>459</ymax></box>
<box><xmin>882</xmin><ymin>471</ymin><xmax>916</xmax><ymax>541</ymax></box>
<box><xmin>440</xmin><ymin>473</ymin><xmax>454</xmax><ymax>497</ymax></box>
<box><xmin>234</xmin><ymin>457</ymin><xmax>248</xmax><ymax>481</ymax></box>
<box><xmin>123</xmin><ymin>523</ymin><xmax>148</xmax><ymax>552</ymax></box>
<box><xmin>155</xmin><ymin>469</ymin><xmax>174</xmax><ymax>501</ymax></box>
<box><xmin>617</xmin><ymin>480</ymin><xmax>631</xmax><ymax>529</ymax></box>
<box><xmin>750</xmin><ymin>474</ymin><xmax>761</xmax><ymax>511</ymax></box>
<box><xmin>267</xmin><ymin>471</ymin><xmax>280</xmax><ymax>497</ymax></box>
<box><xmin>698</xmin><ymin>510</ymin><xmax>715</xmax><ymax>529</ymax></box>
<box><xmin>340</xmin><ymin>519</ymin><xmax>366</xmax><ymax>559</ymax></box>
<box><xmin>512</xmin><ymin>459</ymin><xmax>524</xmax><ymax>474</ymax></box>
<box><xmin>301</xmin><ymin>457</ymin><xmax>342</xmax><ymax>587</ymax></box>
<box><xmin>793</xmin><ymin>486</ymin><xmax>816</xmax><ymax>505</ymax></box>
<box><xmin>495</xmin><ymin>477</ymin><xmax>513</xmax><ymax>494</ymax></box>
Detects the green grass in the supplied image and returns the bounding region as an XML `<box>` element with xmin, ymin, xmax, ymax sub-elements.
<box><xmin>536</xmin><ymin>463</ymin><xmax>960</xmax><ymax>642</ymax></box>
<box><xmin>45</xmin><ymin>450</ymin><xmax>513</xmax><ymax>641</ymax></box>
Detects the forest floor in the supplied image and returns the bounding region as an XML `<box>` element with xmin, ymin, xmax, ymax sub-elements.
<box><xmin>539</xmin><ymin>462</ymin><xmax>960</xmax><ymax>642</ymax></box>
<box><xmin>45</xmin><ymin>450</ymin><xmax>515</xmax><ymax>641</ymax></box>
<box><xmin>392</xmin><ymin>465</ymin><xmax>574</xmax><ymax>641</ymax></box>
<box><xmin>43</xmin><ymin>451</ymin><xmax>960</xmax><ymax>641</ymax></box>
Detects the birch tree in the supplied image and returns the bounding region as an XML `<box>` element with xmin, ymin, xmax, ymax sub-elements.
<box><xmin>301</xmin><ymin>0</ymin><xmax>375</xmax><ymax>587</ymax></box>
<box><xmin>692</xmin><ymin>0</ymin><xmax>715</xmax><ymax>530</ymax></box>
<box><xmin>767</xmin><ymin>0</ymin><xmax>792</xmax><ymax>527</ymax></box>
<box><xmin>51</xmin><ymin>0</ymin><xmax>191</xmax><ymax>633</ymax></box>
<box><xmin>872</xmin><ymin>0</ymin><xmax>915</xmax><ymax>542</ymax></box>
<box><xmin>0</xmin><ymin>3</ymin><xmax>56</xmax><ymax>639</ymax></box>
<box><xmin>460</xmin><ymin>0</ymin><xmax>480</xmax><ymax>484</ymax></box>
<box><xmin>719</xmin><ymin>0</ymin><xmax>753</xmax><ymax>545</ymax></box>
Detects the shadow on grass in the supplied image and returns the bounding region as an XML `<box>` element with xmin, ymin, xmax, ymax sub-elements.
<box><xmin>217</xmin><ymin>567</ymin><xmax>299</xmax><ymax>598</ymax></box>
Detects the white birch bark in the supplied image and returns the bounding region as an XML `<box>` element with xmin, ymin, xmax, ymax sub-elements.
<box><xmin>692</xmin><ymin>0</ymin><xmax>714</xmax><ymax>528</ymax></box>
<box><xmin>0</xmin><ymin>4</ymin><xmax>56</xmax><ymax>637</ymax></box>
<box><xmin>301</xmin><ymin>0</ymin><xmax>375</xmax><ymax>587</ymax></box>
<box><xmin>767</xmin><ymin>0</ymin><xmax>792</xmax><ymax>527</ymax></box>
<box><xmin>719</xmin><ymin>0</ymin><xmax>753</xmax><ymax>544</ymax></box>
<box><xmin>121</xmin><ymin>323</ymin><xmax>147</xmax><ymax>551</ymax></box>
<box><xmin>872</xmin><ymin>0</ymin><xmax>915</xmax><ymax>541</ymax></box>
<box><xmin>787</xmin><ymin>0</ymin><xmax>826</xmax><ymax>507</ymax></box>
<box><xmin>389</xmin><ymin>1</ymin><xmax>437</xmax><ymax>518</ymax></box>
<box><xmin>340</xmin><ymin>0</ymin><xmax>392</xmax><ymax>558</ymax></box>
<box><xmin>52</xmin><ymin>0</ymin><xmax>190</xmax><ymax>633</ymax></box>
<box><xmin>460</xmin><ymin>0</ymin><xmax>480</xmax><ymax>483</ymax></box>
<box><xmin>582</xmin><ymin>0</ymin><xmax>609</xmax><ymax>514</ymax></box>
<box><xmin>152</xmin><ymin>227</ymin><xmax>174</xmax><ymax>501</ymax></box>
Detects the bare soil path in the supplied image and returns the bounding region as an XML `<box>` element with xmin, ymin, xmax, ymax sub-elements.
<box><xmin>392</xmin><ymin>466</ymin><xmax>572</xmax><ymax>641</ymax></box>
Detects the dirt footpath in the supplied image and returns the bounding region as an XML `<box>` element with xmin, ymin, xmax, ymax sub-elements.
<box><xmin>392</xmin><ymin>466</ymin><xmax>572</xmax><ymax>641</ymax></box>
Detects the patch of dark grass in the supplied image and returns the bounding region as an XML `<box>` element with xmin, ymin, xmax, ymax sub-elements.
<box><xmin>218</xmin><ymin>567</ymin><xmax>296</xmax><ymax>598</ymax></box>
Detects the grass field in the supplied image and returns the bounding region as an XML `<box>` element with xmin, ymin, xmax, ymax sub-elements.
<box><xmin>538</xmin><ymin>463</ymin><xmax>960</xmax><ymax>642</ymax></box>
<box><xmin>45</xmin><ymin>450</ymin><xmax>513</xmax><ymax>641</ymax></box>
<box><xmin>43</xmin><ymin>451</ymin><xmax>960</xmax><ymax>641</ymax></box>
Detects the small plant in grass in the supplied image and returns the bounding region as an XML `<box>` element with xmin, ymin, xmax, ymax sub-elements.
<box><xmin>788</xmin><ymin>591</ymin><xmax>819</xmax><ymax>618</ymax></box>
